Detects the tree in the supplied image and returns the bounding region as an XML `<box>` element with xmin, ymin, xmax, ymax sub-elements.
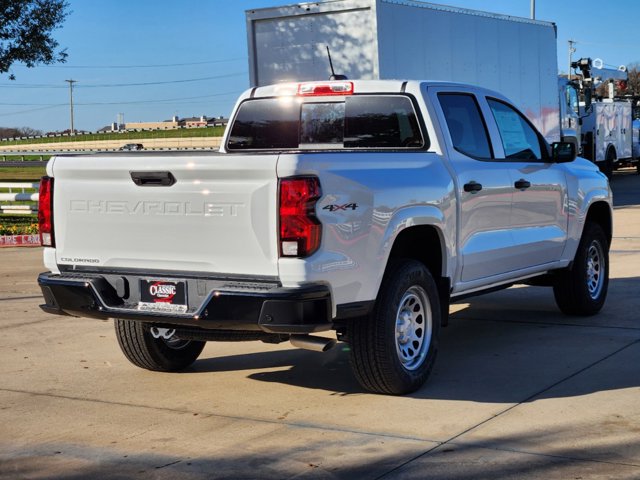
<box><xmin>0</xmin><ymin>127</ymin><xmax>21</xmax><ymax>139</ymax></box>
<box><xmin>0</xmin><ymin>126</ymin><xmax>43</xmax><ymax>139</ymax></box>
<box><xmin>18</xmin><ymin>126</ymin><xmax>43</xmax><ymax>137</ymax></box>
<box><xmin>626</xmin><ymin>64</ymin><xmax>640</xmax><ymax>96</ymax></box>
<box><xmin>0</xmin><ymin>0</ymin><xmax>69</xmax><ymax>79</ymax></box>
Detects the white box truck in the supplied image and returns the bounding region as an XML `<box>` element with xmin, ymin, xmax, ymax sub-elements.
<box><xmin>246</xmin><ymin>0</ymin><xmax>576</xmax><ymax>145</ymax></box>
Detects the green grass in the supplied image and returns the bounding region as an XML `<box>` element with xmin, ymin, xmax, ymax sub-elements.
<box><xmin>0</xmin><ymin>154</ymin><xmax>51</xmax><ymax>161</ymax></box>
<box><xmin>0</xmin><ymin>166</ymin><xmax>46</xmax><ymax>181</ymax></box>
<box><xmin>0</xmin><ymin>172</ymin><xmax>40</xmax><ymax>231</ymax></box>
<box><xmin>0</xmin><ymin>126</ymin><xmax>225</xmax><ymax>146</ymax></box>
<box><xmin>0</xmin><ymin>214</ymin><xmax>37</xmax><ymax>225</ymax></box>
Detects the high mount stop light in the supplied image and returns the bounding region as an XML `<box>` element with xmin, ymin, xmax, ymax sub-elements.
<box><xmin>279</xmin><ymin>177</ymin><xmax>322</xmax><ymax>257</ymax></box>
<box><xmin>297</xmin><ymin>81</ymin><xmax>354</xmax><ymax>96</ymax></box>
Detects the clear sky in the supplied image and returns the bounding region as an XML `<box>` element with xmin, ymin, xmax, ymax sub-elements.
<box><xmin>1</xmin><ymin>0</ymin><xmax>638</xmax><ymax>133</ymax></box>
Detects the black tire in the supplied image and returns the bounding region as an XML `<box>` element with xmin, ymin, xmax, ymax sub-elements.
<box><xmin>114</xmin><ymin>319</ymin><xmax>206</xmax><ymax>371</ymax></box>
<box><xmin>599</xmin><ymin>148</ymin><xmax>615</xmax><ymax>179</ymax></box>
<box><xmin>553</xmin><ymin>222</ymin><xmax>609</xmax><ymax>316</ymax></box>
<box><xmin>348</xmin><ymin>259</ymin><xmax>441</xmax><ymax>395</ymax></box>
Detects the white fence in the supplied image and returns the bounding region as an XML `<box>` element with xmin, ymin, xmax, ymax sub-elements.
<box><xmin>0</xmin><ymin>182</ymin><xmax>39</xmax><ymax>215</ymax></box>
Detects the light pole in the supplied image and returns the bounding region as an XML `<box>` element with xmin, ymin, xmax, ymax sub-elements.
<box><xmin>65</xmin><ymin>79</ymin><xmax>76</xmax><ymax>135</ymax></box>
<box><xmin>530</xmin><ymin>0</ymin><xmax>535</xmax><ymax>19</ymax></box>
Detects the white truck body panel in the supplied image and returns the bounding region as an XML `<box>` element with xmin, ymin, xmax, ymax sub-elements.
<box><xmin>246</xmin><ymin>0</ymin><xmax>561</xmax><ymax>143</ymax></box>
<box><xmin>634</xmin><ymin>119</ymin><xmax>640</xmax><ymax>159</ymax></box>
<box><xmin>47</xmin><ymin>154</ymin><xmax>280</xmax><ymax>277</ymax></box>
<box><xmin>581</xmin><ymin>100</ymin><xmax>633</xmax><ymax>162</ymax></box>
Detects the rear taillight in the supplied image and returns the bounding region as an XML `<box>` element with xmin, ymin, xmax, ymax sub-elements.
<box><xmin>38</xmin><ymin>176</ymin><xmax>54</xmax><ymax>247</ymax></box>
<box><xmin>279</xmin><ymin>177</ymin><xmax>322</xmax><ymax>257</ymax></box>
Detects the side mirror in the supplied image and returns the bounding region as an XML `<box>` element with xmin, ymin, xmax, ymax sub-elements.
<box><xmin>551</xmin><ymin>142</ymin><xmax>576</xmax><ymax>163</ymax></box>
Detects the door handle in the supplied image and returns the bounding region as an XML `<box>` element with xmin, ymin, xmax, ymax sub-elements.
<box><xmin>514</xmin><ymin>179</ymin><xmax>531</xmax><ymax>190</ymax></box>
<box><xmin>463</xmin><ymin>181</ymin><xmax>483</xmax><ymax>193</ymax></box>
<box><xmin>130</xmin><ymin>171</ymin><xmax>176</xmax><ymax>187</ymax></box>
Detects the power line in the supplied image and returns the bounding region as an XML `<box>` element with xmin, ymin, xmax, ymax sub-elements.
<box><xmin>0</xmin><ymin>105</ymin><xmax>64</xmax><ymax>117</ymax></box>
<box><xmin>0</xmin><ymin>90</ymin><xmax>243</xmax><ymax>107</ymax></box>
<box><xmin>0</xmin><ymin>72</ymin><xmax>248</xmax><ymax>89</ymax></box>
<box><xmin>12</xmin><ymin>58</ymin><xmax>247</xmax><ymax>69</ymax></box>
<box><xmin>81</xmin><ymin>73</ymin><xmax>247</xmax><ymax>88</ymax></box>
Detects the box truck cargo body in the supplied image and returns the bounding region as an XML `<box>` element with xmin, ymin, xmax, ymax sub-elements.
<box><xmin>634</xmin><ymin>119</ymin><xmax>640</xmax><ymax>159</ymax></box>
<box><xmin>246</xmin><ymin>0</ymin><xmax>562</xmax><ymax>142</ymax></box>
<box><xmin>581</xmin><ymin>100</ymin><xmax>632</xmax><ymax>163</ymax></box>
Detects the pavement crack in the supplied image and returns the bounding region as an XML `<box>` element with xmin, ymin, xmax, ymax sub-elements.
<box><xmin>0</xmin><ymin>387</ymin><xmax>437</xmax><ymax>445</ymax></box>
<box><xmin>0</xmin><ymin>295</ymin><xmax>42</xmax><ymax>302</ymax></box>
<box><xmin>155</xmin><ymin>459</ymin><xmax>182</xmax><ymax>469</ymax></box>
<box><xmin>2</xmin><ymin>319</ymin><xmax>53</xmax><ymax>330</ymax></box>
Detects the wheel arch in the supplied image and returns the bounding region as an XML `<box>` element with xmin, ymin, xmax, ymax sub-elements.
<box><xmin>387</xmin><ymin>225</ymin><xmax>445</xmax><ymax>278</ymax></box>
<box><xmin>384</xmin><ymin>224</ymin><xmax>451</xmax><ymax>326</ymax></box>
<box><xmin>585</xmin><ymin>201</ymin><xmax>613</xmax><ymax>247</ymax></box>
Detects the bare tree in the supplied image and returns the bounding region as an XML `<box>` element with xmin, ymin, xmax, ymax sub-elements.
<box><xmin>626</xmin><ymin>64</ymin><xmax>640</xmax><ymax>96</ymax></box>
<box><xmin>0</xmin><ymin>127</ymin><xmax>21</xmax><ymax>139</ymax></box>
<box><xmin>18</xmin><ymin>126</ymin><xmax>43</xmax><ymax>137</ymax></box>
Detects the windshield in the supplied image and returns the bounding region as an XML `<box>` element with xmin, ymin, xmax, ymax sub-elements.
<box><xmin>227</xmin><ymin>95</ymin><xmax>426</xmax><ymax>151</ymax></box>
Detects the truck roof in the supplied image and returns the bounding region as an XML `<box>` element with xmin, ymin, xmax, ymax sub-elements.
<box><xmin>246</xmin><ymin>79</ymin><xmax>509</xmax><ymax>101</ymax></box>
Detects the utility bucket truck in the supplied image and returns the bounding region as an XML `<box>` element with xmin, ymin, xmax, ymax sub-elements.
<box><xmin>570</xmin><ymin>58</ymin><xmax>639</xmax><ymax>175</ymax></box>
<box><xmin>246</xmin><ymin>0</ymin><xmax>580</xmax><ymax>146</ymax></box>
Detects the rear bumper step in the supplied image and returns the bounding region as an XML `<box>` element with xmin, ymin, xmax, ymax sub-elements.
<box><xmin>38</xmin><ymin>272</ymin><xmax>332</xmax><ymax>334</ymax></box>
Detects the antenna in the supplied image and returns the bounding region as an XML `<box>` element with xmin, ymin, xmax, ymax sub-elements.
<box><xmin>326</xmin><ymin>46</ymin><xmax>348</xmax><ymax>81</ymax></box>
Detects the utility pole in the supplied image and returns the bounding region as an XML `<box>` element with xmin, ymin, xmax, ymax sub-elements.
<box><xmin>568</xmin><ymin>40</ymin><xmax>576</xmax><ymax>79</ymax></box>
<box><xmin>530</xmin><ymin>0</ymin><xmax>535</xmax><ymax>19</ymax></box>
<box><xmin>65</xmin><ymin>79</ymin><xmax>76</xmax><ymax>135</ymax></box>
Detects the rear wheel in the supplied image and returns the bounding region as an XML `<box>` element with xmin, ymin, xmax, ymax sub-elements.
<box><xmin>114</xmin><ymin>319</ymin><xmax>205</xmax><ymax>371</ymax></box>
<box><xmin>348</xmin><ymin>259</ymin><xmax>440</xmax><ymax>395</ymax></box>
<box><xmin>553</xmin><ymin>222</ymin><xmax>609</xmax><ymax>316</ymax></box>
<box><xmin>599</xmin><ymin>148</ymin><xmax>615</xmax><ymax>179</ymax></box>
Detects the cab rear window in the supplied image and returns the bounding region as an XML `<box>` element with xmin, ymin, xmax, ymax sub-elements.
<box><xmin>227</xmin><ymin>95</ymin><xmax>426</xmax><ymax>151</ymax></box>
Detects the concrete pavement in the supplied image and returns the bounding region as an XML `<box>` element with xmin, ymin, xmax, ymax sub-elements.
<box><xmin>0</xmin><ymin>171</ymin><xmax>639</xmax><ymax>479</ymax></box>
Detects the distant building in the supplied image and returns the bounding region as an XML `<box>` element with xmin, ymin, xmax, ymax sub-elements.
<box><xmin>125</xmin><ymin>116</ymin><xmax>181</xmax><ymax>131</ymax></box>
<box><xmin>123</xmin><ymin>115</ymin><xmax>228</xmax><ymax>131</ymax></box>
<box><xmin>182</xmin><ymin>116</ymin><xmax>208</xmax><ymax>128</ymax></box>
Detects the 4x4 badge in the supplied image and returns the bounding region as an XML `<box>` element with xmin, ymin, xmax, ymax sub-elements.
<box><xmin>323</xmin><ymin>203</ymin><xmax>358</xmax><ymax>212</ymax></box>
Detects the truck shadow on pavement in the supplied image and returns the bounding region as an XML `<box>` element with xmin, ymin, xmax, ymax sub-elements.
<box><xmin>611</xmin><ymin>169</ymin><xmax>640</xmax><ymax>208</ymax></box>
<box><xmin>192</xmin><ymin>277</ymin><xmax>640</xmax><ymax>401</ymax></box>
<box><xmin>4</xmin><ymin>430</ymin><xmax>639</xmax><ymax>480</ymax></box>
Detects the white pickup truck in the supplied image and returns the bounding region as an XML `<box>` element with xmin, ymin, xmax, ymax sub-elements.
<box><xmin>38</xmin><ymin>80</ymin><xmax>612</xmax><ymax>395</ymax></box>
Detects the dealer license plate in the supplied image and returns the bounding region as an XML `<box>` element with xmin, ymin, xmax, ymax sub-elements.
<box><xmin>138</xmin><ymin>280</ymin><xmax>187</xmax><ymax>313</ymax></box>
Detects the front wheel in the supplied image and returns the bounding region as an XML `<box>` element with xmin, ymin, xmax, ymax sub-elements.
<box><xmin>553</xmin><ymin>222</ymin><xmax>609</xmax><ymax>316</ymax></box>
<box><xmin>114</xmin><ymin>320</ymin><xmax>206</xmax><ymax>371</ymax></box>
<box><xmin>348</xmin><ymin>259</ymin><xmax>441</xmax><ymax>395</ymax></box>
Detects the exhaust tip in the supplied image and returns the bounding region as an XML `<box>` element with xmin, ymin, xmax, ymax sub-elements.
<box><xmin>290</xmin><ymin>334</ymin><xmax>337</xmax><ymax>353</ymax></box>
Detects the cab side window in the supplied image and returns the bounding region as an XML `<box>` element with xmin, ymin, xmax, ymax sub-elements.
<box><xmin>438</xmin><ymin>93</ymin><xmax>493</xmax><ymax>160</ymax></box>
<box><xmin>487</xmin><ymin>98</ymin><xmax>546</xmax><ymax>161</ymax></box>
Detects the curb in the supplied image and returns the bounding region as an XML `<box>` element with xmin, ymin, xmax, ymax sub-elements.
<box><xmin>0</xmin><ymin>235</ymin><xmax>41</xmax><ymax>248</ymax></box>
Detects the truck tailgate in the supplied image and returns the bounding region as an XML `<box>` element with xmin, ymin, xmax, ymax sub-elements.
<box><xmin>51</xmin><ymin>153</ymin><xmax>279</xmax><ymax>277</ymax></box>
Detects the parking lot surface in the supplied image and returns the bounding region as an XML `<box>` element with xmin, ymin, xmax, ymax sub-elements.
<box><xmin>1</xmin><ymin>171</ymin><xmax>639</xmax><ymax>479</ymax></box>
